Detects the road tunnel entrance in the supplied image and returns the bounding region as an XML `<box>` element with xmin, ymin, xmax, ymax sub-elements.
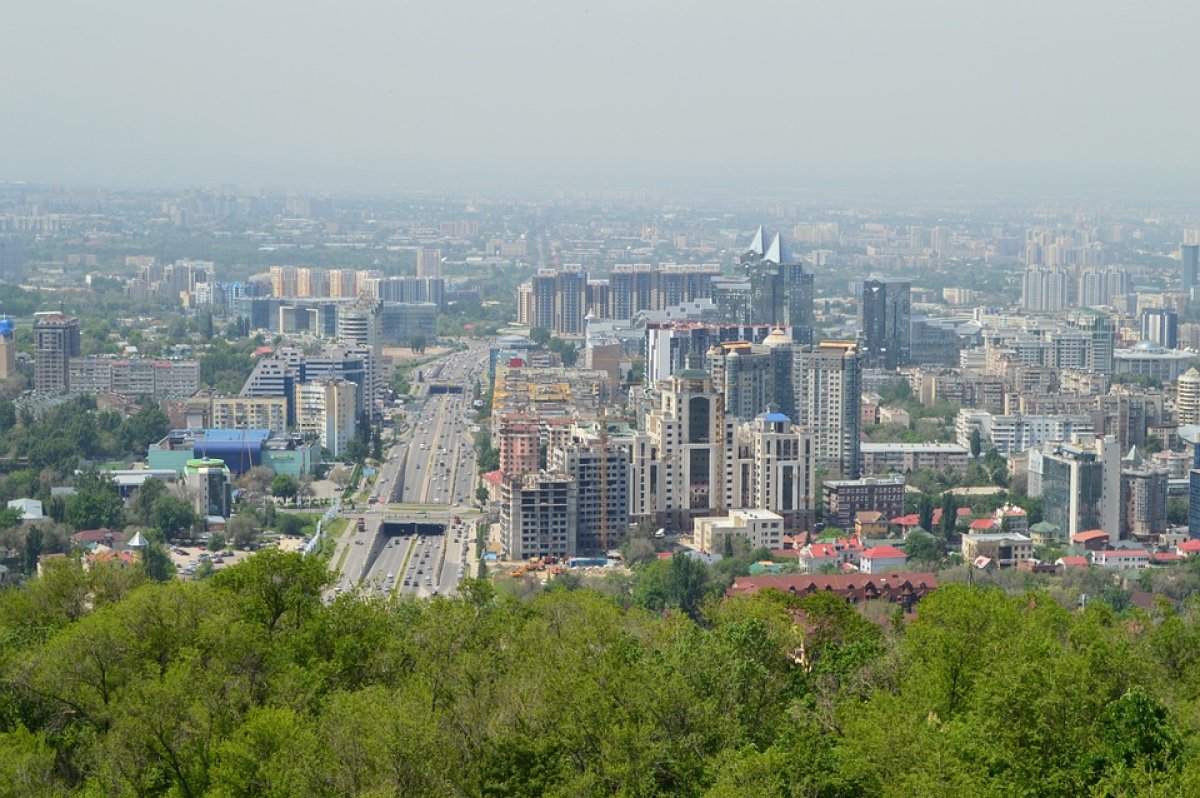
<box><xmin>381</xmin><ymin>519</ymin><xmax>447</xmax><ymax>537</ymax></box>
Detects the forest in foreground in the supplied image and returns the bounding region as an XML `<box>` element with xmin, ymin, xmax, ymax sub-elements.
<box><xmin>3</xmin><ymin>550</ymin><xmax>1200</xmax><ymax>797</ymax></box>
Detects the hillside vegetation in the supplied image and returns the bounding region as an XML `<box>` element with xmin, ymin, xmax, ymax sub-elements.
<box><xmin>2</xmin><ymin>551</ymin><xmax>1200</xmax><ymax>797</ymax></box>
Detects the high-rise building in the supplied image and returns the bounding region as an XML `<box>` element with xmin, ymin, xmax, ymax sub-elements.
<box><xmin>296</xmin><ymin>379</ymin><xmax>357</xmax><ymax>458</ymax></box>
<box><xmin>1077</xmin><ymin>267</ymin><xmax>1130</xmax><ymax>307</ymax></box>
<box><xmin>1141</xmin><ymin>307</ymin><xmax>1179</xmax><ymax>349</ymax></box>
<box><xmin>793</xmin><ymin>341</ymin><xmax>863</xmax><ymax>478</ymax></box>
<box><xmin>635</xmin><ymin>369</ymin><xmax>736</xmax><ymax>530</ymax></box>
<box><xmin>741</xmin><ymin>227</ymin><xmax>814</xmax><ymax>343</ymax></box>
<box><xmin>1066</xmin><ymin>311</ymin><xmax>1115</xmax><ymax>375</ymax></box>
<box><xmin>1120</xmin><ymin>447</ymin><xmax>1168</xmax><ymax>540</ymax></box>
<box><xmin>1021</xmin><ymin>266</ymin><xmax>1068</xmax><ymax>312</ymax></box>
<box><xmin>1028</xmin><ymin>435</ymin><xmax>1121</xmax><ymax>538</ymax></box>
<box><xmin>736</xmin><ymin>410</ymin><xmax>816</xmax><ymax>533</ymax></box>
<box><xmin>498</xmin><ymin>417</ymin><xmax>541</xmax><ymax>479</ymax></box>
<box><xmin>859</xmin><ymin>279</ymin><xmax>911</xmax><ymax>369</ymax></box>
<box><xmin>1182</xmin><ymin>244</ymin><xmax>1199</xmax><ymax>292</ymax></box>
<box><xmin>0</xmin><ymin>319</ymin><xmax>15</xmax><ymax>381</ymax></box>
<box><xmin>1177</xmin><ymin>368</ymin><xmax>1200</xmax><ymax>426</ymax></box>
<box><xmin>269</xmin><ymin>266</ymin><xmax>298</xmax><ymax>298</ymax></box>
<box><xmin>33</xmin><ymin>312</ymin><xmax>80</xmax><ymax>394</ymax></box>
<box><xmin>0</xmin><ymin>236</ymin><xmax>24</xmax><ymax>277</ymax></box>
<box><xmin>500</xmin><ymin>472</ymin><xmax>578</xmax><ymax>561</ymax></box>
<box><xmin>416</xmin><ymin>247</ymin><xmax>443</xmax><ymax>278</ymax></box>
<box><xmin>554</xmin><ymin>267</ymin><xmax>587</xmax><ymax>336</ymax></box>
<box><xmin>550</xmin><ymin>439</ymin><xmax>630</xmax><ymax>555</ymax></box>
<box><xmin>336</xmin><ymin>298</ymin><xmax>382</xmax><ymax>417</ymax></box>
<box><xmin>328</xmin><ymin>268</ymin><xmax>359</xmax><ymax>298</ymax></box>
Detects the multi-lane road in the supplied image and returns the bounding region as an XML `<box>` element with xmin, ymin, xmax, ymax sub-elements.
<box><xmin>330</xmin><ymin>343</ymin><xmax>490</xmax><ymax>600</ymax></box>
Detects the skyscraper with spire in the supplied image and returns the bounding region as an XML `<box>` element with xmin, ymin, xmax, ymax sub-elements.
<box><xmin>741</xmin><ymin>226</ymin><xmax>814</xmax><ymax>344</ymax></box>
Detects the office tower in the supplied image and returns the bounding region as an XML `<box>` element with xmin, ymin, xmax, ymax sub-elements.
<box><xmin>793</xmin><ymin>341</ymin><xmax>863</xmax><ymax>478</ymax></box>
<box><xmin>297</xmin><ymin>379</ymin><xmax>357</xmax><ymax>458</ymax></box>
<box><xmin>859</xmin><ymin>279</ymin><xmax>911</xmax><ymax>369</ymax></box>
<box><xmin>1178</xmin><ymin>368</ymin><xmax>1200</xmax><ymax>426</ymax></box>
<box><xmin>0</xmin><ymin>319</ymin><xmax>15</xmax><ymax>380</ymax></box>
<box><xmin>33</xmin><ymin>312</ymin><xmax>80</xmax><ymax>394</ymax></box>
<box><xmin>1120</xmin><ymin>447</ymin><xmax>1168</xmax><ymax>540</ymax></box>
<box><xmin>550</xmin><ymin>439</ymin><xmax>630</xmax><ymax>555</ymax></box>
<box><xmin>1183</xmin><ymin>244</ymin><xmax>1199</xmax><ymax>292</ymax></box>
<box><xmin>1141</xmin><ymin>307</ymin><xmax>1179</xmax><ymax>349</ymax></box>
<box><xmin>1077</xmin><ymin>267</ymin><xmax>1130</xmax><ymax>307</ymax></box>
<box><xmin>741</xmin><ymin>227</ymin><xmax>814</xmax><ymax>343</ymax></box>
<box><xmin>498</xmin><ymin>417</ymin><xmax>541</xmax><ymax>479</ymax></box>
<box><xmin>185</xmin><ymin>457</ymin><xmax>231</xmax><ymax>519</ymax></box>
<box><xmin>416</xmin><ymin>247</ymin><xmax>443</xmax><ymax>278</ymax></box>
<box><xmin>500</xmin><ymin>473</ymin><xmax>578</xmax><ymax>561</ymax></box>
<box><xmin>1028</xmin><ymin>436</ymin><xmax>1120</xmax><ymax>538</ymax></box>
<box><xmin>1021</xmin><ymin>266</ymin><xmax>1068</xmax><ymax>312</ymax></box>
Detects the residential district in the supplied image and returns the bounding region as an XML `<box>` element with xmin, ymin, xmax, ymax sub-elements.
<box><xmin>2</xmin><ymin>184</ymin><xmax>1200</xmax><ymax>610</ymax></box>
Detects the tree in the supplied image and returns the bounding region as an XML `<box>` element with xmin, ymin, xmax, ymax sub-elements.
<box><xmin>211</xmin><ymin>549</ymin><xmax>330</xmax><ymax>635</ymax></box>
<box><xmin>918</xmin><ymin>492</ymin><xmax>935</xmax><ymax>535</ymax></box>
<box><xmin>903</xmin><ymin>529</ymin><xmax>945</xmax><ymax>564</ymax></box>
<box><xmin>475</xmin><ymin>484</ymin><xmax>489</xmax><ymax>504</ymax></box>
<box><xmin>226</xmin><ymin>513</ymin><xmax>260</xmax><ymax>549</ymax></box>
<box><xmin>126</xmin><ymin>477</ymin><xmax>168</xmax><ymax>526</ymax></box>
<box><xmin>275</xmin><ymin>514</ymin><xmax>304</xmax><ymax>536</ymax></box>
<box><xmin>970</xmin><ymin>428</ymin><xmax>982</xmax><ymax>459</ymax></box>
<box><xmin>64</xmin><ymin>472</ymin><xmax>126</xmax><ymax>531</ymax></box>
<box><xmin>151</xmin><ymin>496</ymin><xmax>199</xmax><ymax>541</ymax></box>
<box><xmin>940</xmin><ymin>491</ymin><xmax>959</xmax><ymax>536</ymax></box>
<box><xmin>1169</xmin><ymin>497</ymin><xmax>1189</xmax><ymax>526</ymax></box>
<box><xmin>271</xmin><ymin>474</ymin><xmax>298</xmax><ymax>501</ymax></box>
<box><xmin>22</xmin><ymin>524</ymin><xmax>43</xmax><ymax>575</ymax></box>
<box><xmin>408</xmin><ymin>335</ymin><xmax>427</xmax><ymax>354</ymax></box>
<box><xmin>141</xmin><ymin>541</ymin><xmax>176</xmax><ymax>581</ymax></box>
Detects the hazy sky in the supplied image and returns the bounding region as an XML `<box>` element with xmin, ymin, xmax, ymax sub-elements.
<box><xmin>3</xmin><ymin>0</ymin><xmax>1198</xmax><ymax>191</ymax></box>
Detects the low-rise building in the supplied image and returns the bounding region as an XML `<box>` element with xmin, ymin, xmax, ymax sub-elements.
<box><xmin>822</xmin><ymin>475</ymin><xmax>905</xmax><ymax>528</ymax></box>
<box><xmin>860</xmin><ymin>442</ymin><xmax>969</xmax><ymax>475</ymax></box>
<box><xmin>694</xmin><ymin>509</ymin><xmax>785</xmax><ymax>553</ymax></box>
<box><xmin>1091</xmin><ymin>548</ymin><xmax>1150</xmax><ymax>570</ymax></box>
<box><xmin>726</xmin><ymin>572</ymin><xmax>938</xmax><ymax>613</ymax></box>
<box><xmin>859</xmin><ymin>545</ymin><xmax>909</xmax><ymax>573</ymax></box>
<box><xmin>961</xmin><ymin>532</ymin><xmax>1035</xmax><ymax>568</ymax></box>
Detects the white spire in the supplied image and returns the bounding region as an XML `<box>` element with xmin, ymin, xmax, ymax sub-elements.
<box><xmin>746</xmin><ymin>225</ymin><xmax>765</xmax><ymax>257</ymax></box>
<box><xmin>763</xmin><ymin>232</ymin><xmax>795</xmax><ymax>264</ymax></box>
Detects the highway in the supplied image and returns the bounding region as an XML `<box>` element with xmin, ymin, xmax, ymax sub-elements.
<box><xmin>330</xmin><ymin>343</ymin><xmax>490</xmax><ymax>600</ymax></box>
